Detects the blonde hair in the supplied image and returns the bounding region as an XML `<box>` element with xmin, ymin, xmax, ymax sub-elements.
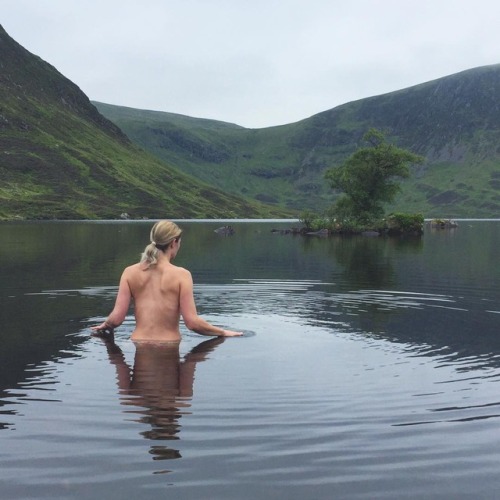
<box><xmin>140</xmin><ymin>220</ymin><xmax>182</xmax><ymax>267</ymax></box>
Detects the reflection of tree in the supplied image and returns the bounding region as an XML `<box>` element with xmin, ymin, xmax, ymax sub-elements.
<box><xmin>98</xmin><ymin>335</ymin><xmax>225</xmax><ymax>461</ymax></box>
<box><xmin>333</xmin><ymin>235</ymin><xmax>423</xmax><ymax>289</ymax></box>
<box><xmin>333</xmin><ymin>236</ymin><xmax>395</xmax><ymax>289</ymax></box>
<box><xmin>300</xmin><ymin>234</ymin><xmax>423</xmax><ymax>290</ymax></box>
<box><xmin>297</xmin><ymin>234</ymin><xmax>426</xmax><ymax>335</ymax></box>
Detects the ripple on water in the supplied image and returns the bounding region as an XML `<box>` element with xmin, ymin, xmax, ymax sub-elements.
<box><xmin>3</xmin><ymin>275</ymin><xmax>500</xmax><ymax>498</ymax></box>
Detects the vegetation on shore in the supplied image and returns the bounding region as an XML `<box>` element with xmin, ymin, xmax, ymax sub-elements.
<box><xmin>0</xmin><ymin>25</ymin><xmax>290</xmax><ymax>220</ymax></box>
<box><xmin>299</xmin><ymin>211</ymin><xmax>424</xmax><ymax>236</ymax></box>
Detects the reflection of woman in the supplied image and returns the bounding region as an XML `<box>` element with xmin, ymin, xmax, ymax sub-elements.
<box><xmin>92</xmin><ymin>220</ymin><xmax>242</xmax><ymax>341</ymax></box>
<box><xmin>99</xmin><ymin>334</ymin><xmax>225</xmax><ymax>460</ymax></box>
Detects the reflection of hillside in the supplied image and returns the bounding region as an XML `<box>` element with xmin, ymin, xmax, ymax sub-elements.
<box><xmin>0</xmin><ymin>222</ymin><xmax>149</xmax><ymax>290</ymax></box>
<box><xmin>0</xmin><ymin>222</ymin><xmax>149</xmax><ymax>397</ymax></box>
<box><xmin>294</xmin><ymin>234</ymin><xmax>500</xmax><ymax>371</ymax></box>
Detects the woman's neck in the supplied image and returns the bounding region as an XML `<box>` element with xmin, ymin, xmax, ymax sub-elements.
<box><xmin>158</xmin><ymin>249</ymin><xmax>174</xmax><ymax>264</ymax></box>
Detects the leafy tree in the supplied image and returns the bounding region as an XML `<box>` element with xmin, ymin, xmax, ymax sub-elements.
<box><xmin>325</xmin><ymin>129</ymin><xmax>424</xmax><ymax>222</ymax></box>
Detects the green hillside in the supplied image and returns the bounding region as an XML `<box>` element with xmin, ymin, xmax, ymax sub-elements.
<box><xmin>95</xmin><ymin>64</ymin><xmax>500</xmax><ymax>218</ymax></box>
<box><xmin>0</xmin><ymin>25</ymin><xmax>288</xmax><ymax>220</ymax></box>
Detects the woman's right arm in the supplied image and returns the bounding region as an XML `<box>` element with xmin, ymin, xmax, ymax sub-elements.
<box><xmin>91</xmin><ymin>269</ymin><xmax>132</xmax><ymax>333</ymax></box>
<box><xmin>179</xmin><ymin>269</ymin><xmax>242</xmax><ymax>337</ymax></box>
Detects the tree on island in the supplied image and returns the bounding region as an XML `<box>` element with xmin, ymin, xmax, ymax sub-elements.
<box><xmin>326</xmin><ymin>128</ymin><xmax>423</xmax><ymax>222</ymax></box>
<box><xmin>301</xmin><ymin>128</ymin><xmax>425</xmax><ymax>234</ymax></box>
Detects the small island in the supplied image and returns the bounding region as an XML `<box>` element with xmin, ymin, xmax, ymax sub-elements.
<box><xmin>297</xmin><ymin>129</ymin><xmax>425</xmax><ymax>237</ymax></box>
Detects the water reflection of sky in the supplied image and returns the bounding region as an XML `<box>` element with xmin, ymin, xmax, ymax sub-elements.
<box><xmin>195</xmin><ymin>278</ymin><xmax>500</xmax><ymax>363</ymax></box>
<box><xmin>28</xmin><ymin>275</ymin><xmax>500</xmax><ymax>375</ymax></box>
<box><xmin>3</xmin><ymin>298</ymin><xmax>500</xmax><ymax>495</ymax></box>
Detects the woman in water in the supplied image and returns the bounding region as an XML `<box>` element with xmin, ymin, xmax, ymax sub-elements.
<box><xmin>92</xmin><ymin>220</ymin><xmax>242</xmax><ymax>341</ymax></box>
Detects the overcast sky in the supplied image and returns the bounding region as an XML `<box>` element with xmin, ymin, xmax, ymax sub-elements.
<box><xmin>3</xmin><ymin>0</ymin><xmax>499</xmax><ymax>128</ymax></box>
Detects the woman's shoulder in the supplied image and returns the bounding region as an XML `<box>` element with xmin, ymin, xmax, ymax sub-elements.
<box><xmin>123</xmin><ymin>262</ymin><xmax>144</xmax><ymax>276</ymax></box>
<box><xmin>171</xmin><ymin>264</ymin><xmax>191</xmax><ymax>277</ymax></box>
<box><xmin>163</xmin><ymin>264</ymin><xmax>191</xmax><ymax>283</ymax></box>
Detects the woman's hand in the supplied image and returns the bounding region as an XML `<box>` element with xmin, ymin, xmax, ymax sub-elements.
<box><xmin>221</xmin><ymin>329</ymin><xmax>243</xmax><ymax>337</ymax></box>
<box><xmin>91</xmin><ymin>322</ymin><xmax>114</xmax><ymax>337</ymax></box>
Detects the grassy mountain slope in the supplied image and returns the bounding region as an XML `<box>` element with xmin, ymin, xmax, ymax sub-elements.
<box><xmin>95</xmin><ymin>64</ymin><xmax>500</xmax><ymax>218</ymax></box>
<box><xmin>0</xmin><ymin>25</ymin><xmax>288</xmax><ymax>220</ymax></box>
<box><xmin>95</xmin><ymin>102</ymin><xmax>313</xmax><ymax>210</ymax></box>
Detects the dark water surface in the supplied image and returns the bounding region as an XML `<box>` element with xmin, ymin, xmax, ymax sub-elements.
<box><xmin>1</xmin><ymin>220</ymin><xmax>500</xmax><ymax>499</ymax></box>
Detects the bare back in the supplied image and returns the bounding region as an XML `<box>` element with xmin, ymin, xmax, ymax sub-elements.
<box><xmin>91</xmin><ymin>222</ymin><xmax>242</xmax><ymax>340</ymax></box>
<box><xmin>126</xmin><ymin>260</ymin><xmax>187</xmax><ymax>342</ymax></box>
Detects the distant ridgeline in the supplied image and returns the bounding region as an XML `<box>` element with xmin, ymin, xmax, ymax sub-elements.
<box><xmin>94</xmin><ymin>63</ymin><xmax>500</xmax><ymax>219</ymax></box>
<box><xmin>1</xmin><ymin>20</ymin><xmax>499</xmax><ymax>220</ymax></box>
<box><xmin>0</xmin><ymin>25</ymin><xmax>288</xmax><ymax>220</ymax></box>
